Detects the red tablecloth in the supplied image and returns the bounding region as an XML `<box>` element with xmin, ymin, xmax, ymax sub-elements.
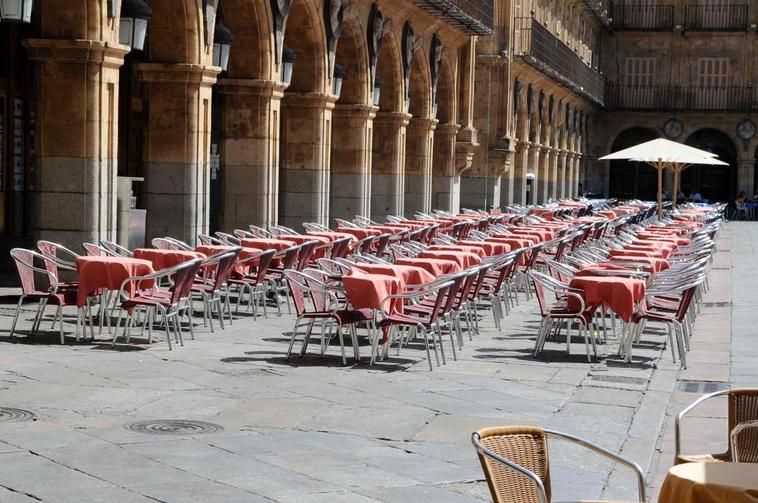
<box><xmin>395</xmin><ymin>257</ymin><xmax>461</xmax><ymax>276</ymax></box>
<box><xmin>277</xmin><ymin>234</ymin><xmax>330</xmax><ymax>245</ymax></box>
<box><xmin>429</xmin><ymin>244</ymin><xmax>486</xmax><ymax>258</ymax></box>
<box><xmin>610</xmin><ymin>248</ymin><xmax>668</xmax><ymax>259</ymax></box>
<box><xmin>353</xmin><ymin>263</ymin><xmax>434</xmax><ymax>287</ymax></box>
<box><xmin>368</xmin><ymin>225</ymin><xmax>410</xmax><ymax>234</ymax></box>
<box><xmin>195</xmin><ymin>245</ymin><xmax>263</xmax><ymax>276</ymax></box>
<box><xmin>492</xmin><ymin>233</ymin><xmax>540</xmax><ymax>246</ymax></box>
<box><xmin>418</xmin><ymin>250</ymin><xmax>481</xmax><ymax>269</ymax></box>
<box><xmin>336</xmin><ymin>227</ymin><xmax>383</xmax><ymax>239</ymax></box>
<box><xmin>635</xmin><ymin>234</ymin><xmax>690</xmax><ymax>246</ymax></box>
<box><xmin>76</xmin><ymin>256</ymin><xmax>155</xmax><ymax>308</ymax></box>
<box><xmin>568</xmin><ymin>276</ymin><xmax>646</xmax><ymax>322</ymax></box>
<box><xmin>306</xmin><ymin>231</ymin><xmax>358</xmax><ymax>243</ymax></box>
<box><xmin>459</xmin><ymin>240</ymin><xmax>510</xmax><ymax>256</ymax></box>
<box><xmin>609</xmin><ymin>257</ymin><xmax>670</xmax><ymax>273</ymax></box>
<box><xmin>240</xmin><ymin>238</ymin><xmax>297</xmax><ymax>251</ymax></box>
<box><xmin>342</xmin><ymin>270</ymin><xmax>404</xmax><ymax>315</ymax></box>
<box><xmin>623</xmin><ymin>244</ymin><xmax>673</xmax><ymax>259</ymax></box>
<box><xmin>382</xmin><ymin>222</ymin><xmax>426</xmax><ymax>231</ymax></box>
<box><xmin>133</xmin><ymin>249</ymin><xmax>206</xmax><ymax>270</ymax></box>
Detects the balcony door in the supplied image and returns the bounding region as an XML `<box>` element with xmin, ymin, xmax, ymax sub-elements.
<box><xmin>701</xmin><ymin>0</ymin><xmax>729</xmax><ymax>29</ymax></box>
<box><xmin>696</xmin><ymin>58</ymin><xmax>728</xmax><ymax>109</ymax></box>
<box><xmin>623</xmin><ymin>57</ymin><xmax>655</xmax><ymax>107</ymax></box>
<box><xmin>624</xmin><ymin>0</ymin><xmax>658</xmax><ymax>29</ymax></box>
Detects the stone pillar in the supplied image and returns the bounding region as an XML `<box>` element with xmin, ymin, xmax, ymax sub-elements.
<box><xmin>216</xmin><ymin>79</ymin><xmax>285</xmax><ymax>229</ymax></box>
<box><xmin>549</xmin><ymin>148</ymin><xmax>559</xmax><ymax>199</ymax></box>
<box><xmin>404</xmin><ymin>117</ymin><xmax>436</xmax><ymax>215</ymax></box>
<box><xmin>371</xmin><ymin>111</ymin><xmax>411</xmax><ymax>221</ymax></box>
<box><xmin>25</xmin><ymin>39</ymin><xmax>127</xmax><ymax>248</ymax></box>
<box><xmin>279</xmin><ymin>92</ymin><xmax>336</xmax><ymax>229</ymax></box>
<box><xmin>537</xmin><ymin>146</ymin><xmax>550</xmax><ymax>203</ymax></box>
<box><xmin>138</xmin><ymin>63</ymin><xmax>219</xmax><ymax>244</ymax></box>
<box><xmin>513</xmin><ymin>141</ymin><xmax>530</xmax><ymax>205</ymax></box>
<box><xmin>561</xmin><ymin>150</ymin><xmax>571</xmax><ymax>198</ymax></box>
<box><xmin>574</xmin><ymin>154</ymin><xmax>582</xmax><ymax>196</ymax></box>
<box><xmin>432</xmin><ymin>123</ymin><xmax>461</xmax><ymax>211</ymax></box>
<box><xmin>737</xmin><ymin>159</ymin><xmax>755</xmax><ymax>198</ymax></box>
<box><xmin>329</xmin><ymin>104</ymin><xmax>376</xmax><ymax>224</ymax></box>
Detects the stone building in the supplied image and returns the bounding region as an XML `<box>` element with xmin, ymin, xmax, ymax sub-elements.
<box><xmin>0</xmin><ymin>0</ymin><xmax>491</xmax><ymax>251</ymax></box>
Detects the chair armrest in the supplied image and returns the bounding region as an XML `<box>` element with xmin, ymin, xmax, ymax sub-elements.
<box><xmin>730</xmin><ymin>419</ymin><xmax>758</xmax><ymax>462</ymax></box>
<box><xmin>546</xmin><ymin>429</ymin><xmax>646</xmax><ymax>502</ymax></box>
<box><xmin>675</xmin><ymin>389</ymin><xmax>730</xmax><ymax>460</ymax></box>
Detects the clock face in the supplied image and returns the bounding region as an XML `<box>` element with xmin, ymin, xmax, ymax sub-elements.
<box><xmin>738</xmin><ymin>120</ymin><xmax>756</xmax><ymax>140</ymax></box>
<box><xmin>664</xmin><ymin>119</ymin><xmax>683</xmax><ymax>139</ymax></box>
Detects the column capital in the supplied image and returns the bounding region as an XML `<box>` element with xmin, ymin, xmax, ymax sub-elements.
<box><xmin>374</xmin><ymin>110</ymin><xmax>412</xmax><ymax>129</ymax></box>
<box><xmin>24</xmin><ymin>39</ymin><xmax>129</xmax><ymax>70</ymax></box>
<box><xmin>137</xmin><ymin>63</ymin><xmax>221</xmax><ymax>87</ymax></box>
<box><xmin>332</xmin><ymin>103</ymin><xmax>379</xmax><ymax>120</ymax></box>
<box><xmin>215</xmin><ymin>78</ymin><xmax>288</xmax><ymax>98</ymax></box>
<box><xmin>436</xmin><ymin>123</ymin><xmax>461</xmax><ymax>136</ymax></box>
<box><xmin>282</xmin><ymin>91</ymin><xmax>338</xmax><ymax>110</ymax></box>
<box><xmin>407</xmin><ymin>116</ymin><xmax>438</xmax><ymax>132</ymax></box>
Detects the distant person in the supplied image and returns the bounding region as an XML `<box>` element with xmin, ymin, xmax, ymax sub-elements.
<box><xmin>735</xmin><ymin>191</ymin><xmax>748</xmax><ymax>220</ymax></box>
<box><xmin>689</xmin><ymin>191</ymin><xmax>703</xmax><ymax>202</ymax></box>
<box><xmin>676</xmin><ymin>191</ymin><xmax>686</xmax><ymax>205</ymax></box>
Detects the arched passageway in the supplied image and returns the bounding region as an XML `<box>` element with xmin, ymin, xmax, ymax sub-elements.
<box><xmin>684</xmin><ymin>129</ymin><xmax>736</xmax><ymax>202</ymax></box>
<box><xmin>431</xmin><ymin>55</ymin><xmax>459</xmax><ymax>212</ymax></box>
<box><xmin>329</xmin><ymin>14</ymin><xmax>372</xmax><ymax>224</ymax></box>
<box><xmin>608</xmin><ymin>127</ymin><xmax>659</xmax><ymax>200</ymax></box>
<box><xmin>404</xmin><ymin>45</ymin><xmax>434</xmax><ymax>215</ymax></box>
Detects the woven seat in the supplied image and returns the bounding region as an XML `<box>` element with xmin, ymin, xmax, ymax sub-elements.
<box><xmin>675</xmin><ymin>388</ymin><xmax>758</xmax><ymax>464</ymax></box>
<box><xmin>472</xmin><ymin>425</ymin><xmax>645</xmax><ymax>503</ymax></box>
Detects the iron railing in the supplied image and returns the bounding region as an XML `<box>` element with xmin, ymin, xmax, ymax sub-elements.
<box><xmin>606</xmin><ymin>84</ymin><xmax>758</xmax><ymax>111</ymax></box>
<box><xmin>514</xmin><ymin>17</ymin><xmax>606</xmax><ymax>105</ymax></box>
<box><xmin>611</xmin><ymin>2</ymin><xmax>675</xmax><ymax>30</ymax></box>
<box><xmin>411</xmin><ymin>0</ymin><xmax>494</xmax><ymax>35</ymax></box>
<box><xmin>684</xmin><ymin>4</ymin><xmax>749</xmax><ymax>31</ymax></box>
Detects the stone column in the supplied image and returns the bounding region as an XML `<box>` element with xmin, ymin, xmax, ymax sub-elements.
<box><xmin>560</xmin><ymin>150</ymin><xmax>571</xmax><ymax>198</ymax></box>
<box><xmin>737</xmin><ymin>159</ymin><xmax>755</xmax><ymax>198</ymax></box>
<box><xmin>371</xmin><ymin>111</ymin><xmax>411</xmax><ymax>220</ymax></box>
<box><xmin>513</xmin><ymin>141</ymin><xmax>530</xmax><ymax>205</ymax></box>
<box><xmin>279</xmin><ymin>92</ymin><xmax>336</xmax><ymax>229</ymax></box>
<box><xmin>432</xmin><ymin>123</ymin><xmax>461</xmax><ymax>212</ymax></box>
<box><xmin>549</xmin><ymin>148</ymin><xmax>559</xmax><ymax>199</ymax></box>
<box><xmin>25</xmin><ymin>39</ymin><xmax>127</xmax><ymax>248</ymax></box>
<box><xmin>138</xmin><ymin>63</ymin><xmax>219</xmax><ymax>244</ymax></box>
<box><xmin>405</xmin><ymin>117</ymin><xmax>437</xmax><ymax>215</ymax></box>
<box><xmin>574</xmin><ymin>154</ymin><xmax>582</xmax><ymax>196</ymax></box>
<box><xmin>216</xmin><ymin>79</ymin><xmax>285</xmax><ymax>229</ymax></box>
<box><xmin>329</xmin><ymin>104</ymin><xmax>377</xmax><ymax>224</ymax></box>
<box><xmin>537</xmin><ymin>146</ymin><xmax>550</xmax><ymax>203</ymax></box>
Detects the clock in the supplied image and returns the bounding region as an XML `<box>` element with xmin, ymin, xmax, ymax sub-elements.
<box><xmin>663</xmin><ymin>119</ymin><xmax>683</xmax><ymax>139</ymax></box>
<box><xmin>737</xmin><ymin>120</ymin><xmax>756</xmax><ymax>140</ymax></box>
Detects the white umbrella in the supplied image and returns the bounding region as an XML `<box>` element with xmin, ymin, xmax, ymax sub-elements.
<box><xmin>599</xmin><ymin>138</ymin><xmax>727</xmax><ymax>218</ymax></box>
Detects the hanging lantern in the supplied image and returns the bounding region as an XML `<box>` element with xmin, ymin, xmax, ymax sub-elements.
<box><xmin>212</xmin><ymin>15</ymin><xmax>234</xmax><ymax>71</ymax></box>
<box><xmin>119</xmin><ymin>0</ymin><xmax>152</xmax><ymax>51</ymax></box>
<box><xmin>372</xmin><ymin>77</ymin><xmax>383</xmax><ymax>107</ymax></box>
<box><xmin>282</xmin><ymin>46</ymin><xmax>296</xmax><ymax>85</ymax></box>
<box><xmin>333</xmin><ymin>64</ymin><xmax>346</xmax><ymax>99</ymax></box>
<box><xmin>0</xmin><ymin>0</ymin><xmax>33</xmax><ymax>23</ymax></box>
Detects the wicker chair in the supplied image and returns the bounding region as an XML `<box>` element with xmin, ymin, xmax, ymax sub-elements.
<box><xmin>472</xmin><ymin>425</ymin><xmax>645</xmax><ymax>503</ymax></box>
<box><xmin>675</xmin><ymin>388</ymin><xmax>758</xmax><ymax>464</ymax></box>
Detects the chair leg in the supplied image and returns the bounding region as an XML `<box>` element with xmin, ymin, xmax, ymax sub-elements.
<box><xmin>58</xmin><ymin>304</ymin><xmax>66</xmax><ymax>344</ymax></box>
<box><xmin>300</xmin><ymin>319</ymin><xmax>316</xmax><ymax>357</ymax></box>
<box><xmin>337</xmin><ymin>324</ymin><xmax>347</xmax><ymax>365</ymax></box>
<box><xmin>9</xmin><ymin>296</ymin><xmax>24</xmax><ymax>337</ymax></box>
<box><xmin>420</xmin><ymin>328</ymin><xmax>434</xmax><ymax>371</ymax></box>
<box><xmin>287</xmin><ymin>317</ymin><xmax>303</xmax><ymax>359</ymax></box>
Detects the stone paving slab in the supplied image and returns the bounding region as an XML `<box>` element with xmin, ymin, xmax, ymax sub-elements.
<box><xmin>0</xmin><ymin>223</ymin><xmax>746</xmax><ymax>502</ymax></box>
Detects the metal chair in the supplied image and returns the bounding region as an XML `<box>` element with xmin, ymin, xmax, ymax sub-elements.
<box><xmin>101</xmin><ymin>240</ymin><xmax>133</xmax><ymax>257</ymax></box>
<box><xmin>472</xmin><ymin>425</ymin><xmax>645</xmax><ymax>503</ymax></box>
<box><xmin>675</xmin><ymin>388</ymin><xmax>758</xmax><ymax>464</ymax></box>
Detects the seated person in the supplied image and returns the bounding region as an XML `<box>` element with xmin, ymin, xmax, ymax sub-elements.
<box><xmin>689</xmin><ymin>191</ymin><xmax>703</xmax><ymax>202</ymax></box>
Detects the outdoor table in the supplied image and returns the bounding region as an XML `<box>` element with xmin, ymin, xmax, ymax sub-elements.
<box><xmin>429</xmin><ymin>244</ymin><xmax>486</xmax><ymax>258</ymax></box>
<box><xmin>335</xmin><ymin>227</ymin><xmax>383</xmax><ymax>239</ymax></box>
<box><xmin>394</xmin><ymin>257</ymin><xmax>461</xmax><ymax>276</ymax></box>
<box><xmin>568</xmin><ymin>275</ymin><xmax>646</xmax><ymax>322</ymax></box>
<box><xmin>240</xmin><ymin>238</ymin><xmax>296</xmax><ymax>251</ymax></box>
<box><xmin>352</xmin><ymin>263</ymin><xmax>434</xmax><ymax>287</ymax></box>
<box><xmin>368</xmin><ymin>225</ymin><xmax>410</xmax><ymax>234</ymax></box>
<box><xmin>505</xmin><ymin>228</ymin><xmax>553</xmax><ymax>241</ymax></box>
<box><xmin>631</xmin><ymin>239</ymin><xmax>680</xmax><ymax>251</ymax></box>
<box><xmin>658</xmin><ymin>462</ymin><xmax>758</xmax><ymax>503</ymax></box>
<box><xmin>76</xmin><ymin>256</ymin><xmax>155</xmax><ymax>308</ymax></box>
<box><xmin>609</xmin><ymin>249</ymin><xmax>668</xmax><ymax>259</ymax></box>
<box><xmin>635</xmin><ymin>233</ymin><xmax>689</xmax><ymax>246</ymax></box>
<box><xmin>305</xmin><ymin>231</ymin><xmax>358</xmax><ymax>243</ymax></box>
<box><xmin>491</xmin><ymin>233</ymin><xmax>540</xmax><ymax>246</ymax></box>
<box><xmin>195</xmin><ymin>245</ymin><xmax>263</xmax><ymax>276</ymax></box>
<box><xmin>623</xmin><ymin>244</ymin><xmax>673</xmax><ymax>259</ymax></box>
<box><xmin>459</xmin><ymin>240</ymin><xmax>510</xmax><ymax>256</ymax></box>
<box><xmin>382</xmin><ymin>222</ymin><xmax>426</xmax><ymax>231</ymax></box>
<box><xmin>418</xmin><ymin>250</ymin><xmax>482</xmax><ymax>269</ymax></box>
<box><xmin>276</xmin><ymin>234</ymin><xmax>330</xmax><ymax>245</ymax></box>
<box><xmin>608</xmin><ymin>257</ymin><xmax>670</xmax><ymax>273</ymax></box>
<box><xmin>133</xmin><ymin>248</ymin><xmax>205</xmax><ymax>270</ymax></box>
<box><xmin>342</xmin><ymin>270</ymin><xmax>404</xmax><ymax>316</ymax></box>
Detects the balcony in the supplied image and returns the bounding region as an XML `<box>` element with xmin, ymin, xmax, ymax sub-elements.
<box><xmin>581</xmin><ymin>0</ymin><xmax>613</xmax><ymax>27</ymax></box>
<box><xmin>684</xmin><ymin>4</ymin><xmax>748</xmax><ymax>31</ymax></box>
<box><xmin>410</xmin><ymin>0</ymin><xmax>494</xmax><ymax>35</ymax></box>
<box><xmin>514</xmin><ymin>17</ymin><xmax>606</xmax><ymax>105</ymax></box>
<box><xmin>611</xmin><ymin>2</ymin><xmax>675</xmax><ymax>31</ymax></box>
<box><xmin>606</xmin><ymin>84</ymin><xmax>758</xmax><ymax>112</ymax></box>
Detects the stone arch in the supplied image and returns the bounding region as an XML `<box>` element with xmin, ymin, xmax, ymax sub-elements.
<box><xmin>608</xmin><ymin>127</ymin><xmax>659</xmax><ymax>200</ymax></box>
<box><xmin>146</xmin><ymin>0</ymin><xmax>206</xmax><ymax>65</ymax></box>
<box><xmin>404</xmin><ymin>43</ymin><xmax>434</xmax><ymax>214</ymax></box>
<box><xmin>223</xmin><ymin>0</ymin><xmax>275</xmax><ymax>80</ymax></box>
<box><xmin>282</xmin><ymin>0</ymin><xmax>328</xmax><ymax>93</ymax></box>
<box><xmin>370</xmin><ymin>27</ymin><xmax>406</xmax><ymax>221</ymax></box>
<box><xmin>684</xmin><ymin>128</ymin><xmax>737</xmax><ymax>202</ymax></box>
<box><xmin>329</xmin><ymin>11</ymin><xmax>373</xmax><ymax>222</ymax></box>
<box><xmin>38</xmin><ymin>0</ymin><xmax>109</xmax><ymax>40</ymax></box>
<box><xmin>432</xmin><ymin>54</ymin><xmax>460</xmax><ymax>211</ymax></box>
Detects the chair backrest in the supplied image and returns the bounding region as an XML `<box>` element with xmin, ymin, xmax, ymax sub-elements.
<box><xmin>277</xmin><ymin>245</ymin><xmax>302</xmax><ymax>271</ymax></box>
<box><xmin>37</xmin><ymin>240</ymin><xmax>78</xmax><ymax>276</ymax></box>
<box><xmin>330</xmin><ymin>237</ymin><xmax>352</xmax><ymax>259</ymax></box>
<box><xmin>198</xmin><ymin>234</ymin><xmax>221</xmax><ymax>245</ymax></box>
<box><xmin>208</xmin><ymin>250</ymin><xmax>240</xmax><ymax>291</ymax></box>
<box><xmin>374</xmin><ymin>234</ymin><xmax>392</xmax><ymax>257</ymax></box>
<box><xmin>171</xmin><ymin>258</ymin><xmax>204</xmax><ymax>305</ymax></box>
<box><xmin>296</xmin><ymin>240</ymin><xmax>319</xmax><ymax>271</ymax></box>
<box><xmin>472</xmin><ymin>426</ymin><xmax>551</xmax><ymax>503</ymax></box>
<box><xmin>353</xmin><ymin>236</ymin><xmax>375</xmax><ymax>256</ymax></box>
<box><xmin>284</xmin><ymin>269</ymin><xmax>337</xmax><ymax>316</ymax></box>
<box><xmin>82</xmin><ymin>242</ymin><xmax>108</xmax><ymax>256</ymax></box>
<box><xmin>248</xmin><ymin>225</ymin><xmax>274</xmax><ymax>238</ymax></box>
<box><xmin>215</xmin><ymin>232</ymin><xmax>241</xmax><ymax>246</ymax></box>
<box><xmin>10</xmin><ymin>248</ymin><xmax>59</xmax><ymax>295</ymax></box>
<box><xmin>729</xmin><ymin>389</ymin><xmax>758</xmax><ymax>463</ymax></box>
<box><xmin>101</xmin><ymin>240</ymin><xmax>133</xmax><ymax>257</ymax></box>
<box><xmin>152</xmin><ymin>237</ymin><xmax>176</xmax><ymax>250</ymax></box>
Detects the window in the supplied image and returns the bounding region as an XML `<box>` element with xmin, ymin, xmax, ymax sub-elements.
<box><xmin>697</xmin><ymin>57</ymin><xmax>728</xmax><ymax>109</ymax></box>
<box><xmin>701</xmin><ymin>0</ymin><xmax>729</xmax><ymax>29</ymax></box>
<box><xmin>624</xmin><ymin>0</ymin><xmax>659</xmax><ymax>29</ymax></box>
<box><xmin>623</xmin><ymin>57</ymin><xmax>655</xmax><ymax>107</ymax></box>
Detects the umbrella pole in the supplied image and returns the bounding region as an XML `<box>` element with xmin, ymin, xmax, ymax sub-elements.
<box><xmin>672</xmin><ymin>167</ymin><xmax>679</xmax><ymax>210</ymax></box>
<box><xmin>657</xmin><ymin>166</ymin><xmax>663</xmax><ymax>220</ymax></box>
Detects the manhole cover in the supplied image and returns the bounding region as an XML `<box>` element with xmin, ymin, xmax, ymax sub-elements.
<box><xmin>590</xmin><ymin>375</ymin><xmax>648</xmax><ymax>386</ymax></box>
<box><xmin>124</xmin><ymin>420</ymin><xmax>223</xmax><ymax>435</ymax></box>
<box><xmin>677</xmin><ymin>381</ymin><xmax>728</xmax><ymax>394</ymax></box>
<box><xmin>701</xmin><ymin>302</ymin><xmax>731</xmax><ymax>308</ymax></box>
<box><xmin>0</xmin><ymin>408</ymin><xmax>37</xmax><ymax>423</ymax></box>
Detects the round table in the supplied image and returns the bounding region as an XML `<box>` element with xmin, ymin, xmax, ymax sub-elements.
<box><xmin>658</xmin><ymin>462</ymin><xmax>758</xmax><ymax>503</ymax></box>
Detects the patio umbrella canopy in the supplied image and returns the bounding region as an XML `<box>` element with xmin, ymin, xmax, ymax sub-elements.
<box><xmin>599</xmin><ymin>138</ymin><xmax>727</xmax><ymax>218</ymax></box>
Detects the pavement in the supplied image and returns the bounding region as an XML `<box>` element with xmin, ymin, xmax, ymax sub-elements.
<box><xmin>0</xmin><ymin>222</ymin><xmax>750</xmax><ymax>502</ymax></box>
